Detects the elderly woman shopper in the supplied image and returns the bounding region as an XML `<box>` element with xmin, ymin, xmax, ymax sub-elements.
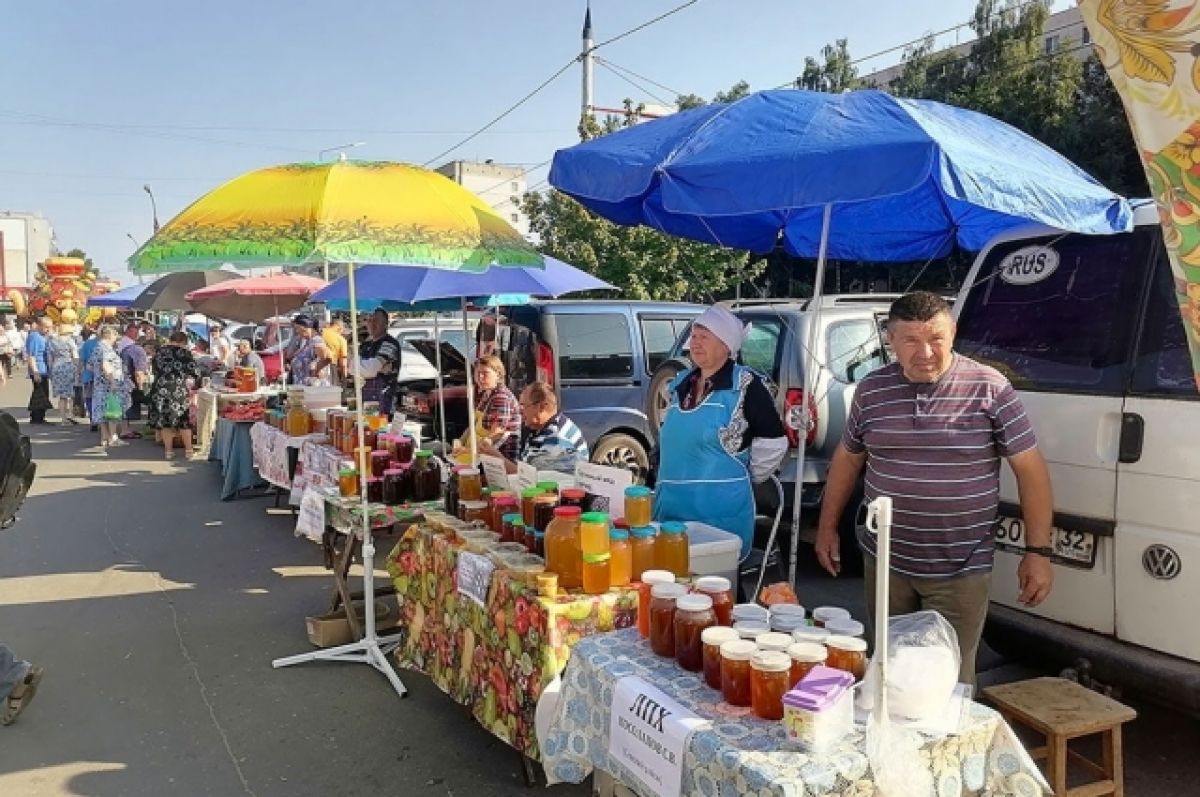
<box><xmin>654</xmin><ymin>305</ymin><xmax>788</xmax><ymax>557</ymax></box>
<box><xmin>149</xmin><ymin>332</ymin><xmax>201</xmax><ymax>460</ymax></box>
<box><xmin>46</xmin><ymin>323</ymin><xmax>80</xmax><ymax>425</ymax></box>
<box><xmin>452</xmin><ymin>354</ymin><xmax>521</xmax><ymax>461</ymax></box>
<box><xmin>479</xmin><ymin>381</ymin><xmax>588</xmax><ymax>475</ymax></box>
<box><xmin>88</xmin><ymin>325</ymin><xmax>130</xmax><ymax>450</ymax></box>
<box><xmin>286</xmin><ymin>314</ymin><xmax>331</xmax><ymax>386</ymax></box>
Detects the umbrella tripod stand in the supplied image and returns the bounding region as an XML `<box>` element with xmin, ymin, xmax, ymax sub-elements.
<box><xmin>272</xmin><ymin>263</ymin><xmax>407</xmax><ymax>698</ymax></box>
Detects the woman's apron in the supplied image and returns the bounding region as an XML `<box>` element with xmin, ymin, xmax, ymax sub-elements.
<box><xmin>653</xmin><ymin>364</ymin><xmax>755</xmax><ymax>558</ymax></box>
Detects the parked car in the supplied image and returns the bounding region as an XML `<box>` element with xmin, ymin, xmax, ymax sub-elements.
<box><xmin>399</xmin><ymin>300</ymin><xmax>705</xmax><ymax>477</ymax></box>
<box><xmin>648</xmin><ymin>296</ymin><xmax>896</xmax><ymax>571</ymax></box>
<box><xmin>952</xmin><ymin>201</ymin><xmax>1200</xmax><ymax>713</ymax></box>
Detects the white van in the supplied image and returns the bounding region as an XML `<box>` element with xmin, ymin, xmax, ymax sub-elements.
<box><xmin>953</xmin><ymin>201</ymin><xmax>1200</xmax><ymax>712</ymax></box>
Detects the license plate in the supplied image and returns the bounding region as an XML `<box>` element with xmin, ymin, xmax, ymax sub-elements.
<box><xmin>994</xmin><ymin>516</ymin><xmax>1096</xmax><ymax>569</ymax></box>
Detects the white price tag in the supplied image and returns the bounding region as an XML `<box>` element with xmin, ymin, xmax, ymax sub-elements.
<box><xmin>457</xmin><ymin>551</ymin><xmax>495</xmax><ymax>607</ymax></box>
<box><xmin>574</xmin><ymin>461</ymin><xmax>633</xmax><ymax>515</ymax></box>
<box><xmin>479</xmin><ymin>454</ymin><xmax>512</xmax><ymax>492</ymax></box>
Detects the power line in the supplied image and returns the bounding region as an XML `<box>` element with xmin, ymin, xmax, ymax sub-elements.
<box><xmin>596</xmin><ymin>60</ymin><xmax>673</xmax><ymax>107</ymax></box>
<box><xmin>588</xmin><ymin>0</ymin><xmax>700</xmax><ymax>51</ymax></box>
<box><xmin>594</xmin><ymin>58</ymin><xmax>685</xmax><ymax>99</ymax></box>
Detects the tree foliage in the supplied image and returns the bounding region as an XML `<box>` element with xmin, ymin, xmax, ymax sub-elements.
<box><xmin>796</xmin><ymin>39</ymin><xmax>858</xmax><ymax>93</ymax></box>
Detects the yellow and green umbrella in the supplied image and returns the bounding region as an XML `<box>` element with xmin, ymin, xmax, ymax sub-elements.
<box><xmin>128</xmin><ymin>160</ymin><xmax>541</xmax><ymax>274</ymax></box>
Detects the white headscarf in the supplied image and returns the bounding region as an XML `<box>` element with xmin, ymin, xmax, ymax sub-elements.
<box><xmin>693</xmin><ymin>305</ymin><xmax>747</xmax><ymax>357</ymax></box>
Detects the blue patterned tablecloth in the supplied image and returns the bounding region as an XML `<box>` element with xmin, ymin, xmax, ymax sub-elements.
<box><xmin>209</xmin><ymin>418</ymin><xmax>265</xmax><ymax>500</ymax></box>
<box><xmin>542</xmin><ymin>628</ymin><xmax>1049</xmax><ymax>797</ymax></box>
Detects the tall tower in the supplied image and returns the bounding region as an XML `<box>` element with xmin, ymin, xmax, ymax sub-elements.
<box><xmin>581</xmin><ymin>1</ymin><xmax>594</xmax><ymax>121</ymax></box>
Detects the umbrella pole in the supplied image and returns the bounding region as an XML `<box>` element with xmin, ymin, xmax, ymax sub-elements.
<box><xmin>870</xmin><ymin>496</ymin><xmax>892</xmax><ymax>723</ymax></box>
<box><xmin>788</xmin><ymin>203</ymin><xmax>831</xmax><ymax>587</ymax></box>
<box><xmin>463</xmin><ymin>298</ymin><xmax>478</xmax><ymax>468</ymax></box>
<box><xmin>433</xmin><ymin>314</ymin><xmax>448</xmax><ymax>450</ymax></box>
<box><xmin>272</xmin><ymin>262</ymin><xmax>407</xmax><ymax>698</ymax></box>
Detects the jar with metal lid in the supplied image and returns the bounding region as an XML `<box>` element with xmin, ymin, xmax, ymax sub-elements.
<box><xmin>755</xmin><ymin>632</ymin><xmax>794</xmax><ymax>654</ymax></box>
<box><xmin>811</xmin><ymin>606</ymin><xmax>851</xmax><ymax>628</ymax></box>
<box><xmin>673</xmin><ymin>593</ymin><xmax>716</xmax><ymax>672</ymax></box>
<box><xmin>720</xmin><ymin>640</ymin><xmax>757</xmax><ymax>706</ymax></box>
<box><xmin>701</xmin><ymin>626</ymin><xmax>739</xmax><ymax>690</ymax></box>
<box><xmin>786</xmin><ymin>642</ymin><xmax>828</xmax><ymax>688</ymax></box>
<box><xmin>559</xmin><ymin>488</ymin><xmax>587</xmax><ymax>508</ymax></box>
<box><xmin>544</xmin><ymin>506</ymin><xmax>582</xmax><ymax>589</ymax></box>
<box><xmin>608</xmin><ymin>528</ymin><xmax>632</xmax><ymax>587</ymax></box>
<box><xmin>751</xmin><ymin>651</ymin><xmax>791</xmax><ymax>720</ymax></box>
<box><xmin>655</xmin><ymin>521</ymin><xmax>689</xmax><ymax>578</ymax></box>
<box><xmin>693</xmin><ymin>576</ymin><xmax>733</xmax><ymax>626</ymax></box>
<box><xmin>458</xmin><ymin>468</ymin><xmax>483</xmax><ymax>502</ymax></box>
<box><xmin>825</xmin><ymin>635</ymin><xmax>868</xmax><ymax>681</ymax></box>
<box><xmin>630</xmin><ymin>526</ymin><xmax>656</xmax><ymax>582</ymax></box>
<box><xmin>649</xmin><ymin>582</ymin><xmax>688</xmax><ymax>657</ymax></box>
<box><xmin>637</xmin><ymin>569</ymin><xmax>674</xmax><ymax>639</ymax></box>
<box><xmin>581</xmin><ymin>552</ymin><xmax>611</xmax><ymax>595</ymax></box>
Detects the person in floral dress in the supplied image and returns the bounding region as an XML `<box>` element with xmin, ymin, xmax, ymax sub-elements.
<box><xmin>88</xmin><ymin>325</ymin><xmax>130</xmax><ymax>451</ymax></box>
<box><xmin>149</xmin><ymin>331</ymin><xmax>201</xmax><ymax>460</ymax></box>
<box><xmin>46</xmin><ymin>324</ymin><xmax>80</xmax><ymax>425</ymax></box>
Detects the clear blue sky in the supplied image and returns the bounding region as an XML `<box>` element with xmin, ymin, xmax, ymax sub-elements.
<box><xmin>1</xmin><ymin>0</ymin><xmax>1061</xmax><ymax>283</ymax></box>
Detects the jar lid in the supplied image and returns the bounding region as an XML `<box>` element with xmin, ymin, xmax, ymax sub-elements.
<box><xmin>624</xmin><ymin>485</ymin><xmax>652</xmax><ymax>498</ymax></box>
<box><xmin>754</xmin><ymin>630</ymin><xmax>791</xmax><ymax>650</ymax></box>
<box><xmin>339</xmin><ymin>467</ymin><xmax>358</xmax><ymax>476</ymax></box>
<box><xmin>609</xmin><ymin>528</ymin><xmax>629</xmax><ymax>541</ymax></box>
<box><xmin>812</xmin><ymin>606</ymin><xmax>852</xmax><ymax>622</ymax></box>
<box><xmin>659</xmin><ymin>521</ymin><xmax>687</xmax><ymax>535</ymax></box>
<box><xmin>751</xmin><ymin>650</ymin><xmax>792</xmax><ymax>673</ymax></box>
<box><xmin>501</xmin><ymin>513</ymin><xmax>523</xmax><ymax>524</ymax></box>
<box><xmin>650</xmin><ymin>582</ymin><xmax>688</xmax><ymax>599</ymax></box>
<box><xmin>383</xmin><ymin>469</ymin><xmax>403</xmax><ymax>476</ymax></box>
<box><xmin>561</xmin><ymin>488</ymin><xmax>586</xmax><ymax>500</ymax></box>
<box><xmin>537</xmin><ymin>481</ymin><xmax>560</xmax><ymax>491</ymax></box>
<box><xmin>553</xmin><ymin>506</ymin><xmax>582</xmax><ymax>518</ymax></box>
<box><xmin>460</xmin><ymin>500</ymin><xmax>489</xmax><ymax>509</ymax></box>
<box><xmin>631</xmin><ymin>526</ymin><xmax>656</xmax><ymax>538</ymax></box>
<box><xmin>791</xmin><ymin>626</ymin><xmax>831</xmax><ymax>643</ymax></box>
<box><xmin>701</xmin><ymin>626</ymin><xmax>740</xmax><ymax>646</ymax></box>
<box><xmin>675</xmin><ymin>594</ymin><xmax>713</xmax><ymax>613</ymax></box>
<box><xmin>639</xmin><ymin>569</ymin><xmax>675</xmax><ymax>585</ymax></box>
<box><xmin>719</xmin><ymin>639</ymin><xmax>758</xmax><ymax>661</ymax></box>
<box><xmin>825</xmin><ymin>618</ymin><xmax>865</xmax><ymax>637</ymax></box>
<box><xmin>693</xmin><ymin>576</ymin><xmax>732</xmax><ymax>594</ymax></box>
<box><xmin>786</xmin><ymin>642</ymin><xmax>829</xmax><ymax>663</ymax></box>
<box><xmin>415</xmin><ymin>450</ymin><xmax>433</xmax><ymax>459</ymax></box>
<box><xmin>533</xmin><ymin>530</ymin><xmax>545</xmax><ymax>539</ymax></box>
<box><xmin>771</xmin><ymin>616</ymin><xmax>809</xmax><ymax>632</ymax></box>
<box><xmin>367</xmin><ymin>476</ymin><xmax>382</xmax><ymax>484</ymax></box>
<box><xmin>732</xmin><ymin>621</ymin><xmax>770</xmax><ymax>638</ymax></box>
<box><xmin>494</xmin><ymin>496</ymin><xmax>520</xmax><ymax>507</ymax></box>
<box><xmin>583</xmin><ymin>552</ymin><xmax>611</xmax><ymax>565</ymax></box>
<box><xmin>825</xmin><ymin>635</ymin><xmax>868</xmax><ymax>652</ymax></box>
<box><xmin>770</xmin><ymin>603</ymin><xmax>807</xmax><ymax>618</ymax></box>
<box><xmin>731</xmin><ymin>603</ymin><xmax>770</xmax><ymax>620</ymax></box>
<box><xmin>521</xmin><ymin>487</ymin><xmax>543</xmax><ymax>498</ymax></box>
<box><xmin>580</xmin><ymin>511</ymin><xmax>609</xmax><ymax>524</ymax></box>
<box><xmin>371</xmin><ymin>450</ymin><xmax>390</xmax><ymax>457</ymax></box>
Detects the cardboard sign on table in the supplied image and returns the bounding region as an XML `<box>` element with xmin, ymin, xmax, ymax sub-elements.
<box><xmin>456</xmin><ymin>551</ymin><xmax>495</xmax><ymax>607</ymax></box>
<box><xmin>609</xmin><ymin>676</ymin><xmax>706</xmax><ymax>797</ymax></box>
<box><xmin>573</xmin><ymin>461</ymin><xmax>632</xmax><ymax>515</ymax></box>
<box><xmin>478</xmin><ymin>454</ymin><xmax>512</xmax><ymax>493</ymax></box>
<box><xmin>295</xmin><ymin>487</ymin><xmax>327</xmax><ymax>543</ymax></box>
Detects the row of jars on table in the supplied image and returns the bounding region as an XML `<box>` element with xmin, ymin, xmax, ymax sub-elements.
<box><xmin>334</xmin><ymin>427</ymin><xmax>440</xmax><ymax>504</ymax></box>
<box><xmin>639</xmin><ymin>571</ymin><xmax>868</xmax><ymax>721</ymax></box>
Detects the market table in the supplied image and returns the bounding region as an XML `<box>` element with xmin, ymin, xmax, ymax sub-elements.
<box><xmin>386</xmin><ymin>525</ymin><xmax>639</xmax><ymax>761</ymax></box>
<box><xmin>542</xmin><ymin>628</ymin><xmax>1051</xmax><ymax>796</ymax></box>
<box><xmin>195</xmin><ymin>386</ymin><xmax>280</xmax><ymax>458</ymax></box>
<box><xmin>249</xmin><ymin>422</ymin><xmax>321</xmax><ymax>508</ymax></box>
<box><xmin>209</xmin><ymin>417</ymin><xmax>266</xmax><ymax>500</ymax></box>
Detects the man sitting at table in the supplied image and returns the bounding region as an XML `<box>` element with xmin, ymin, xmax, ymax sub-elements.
<box><xmin>479</xmin><ymin>381</ymin><xmax>588</xmax><ymax>475</ymax></box>
<box><xmin>235</xmin><ymin>339</ymin><xmax>265</xmax><ymax>382</ymax></box>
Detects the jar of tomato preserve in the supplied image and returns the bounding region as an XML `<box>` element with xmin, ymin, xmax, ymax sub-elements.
<box><xmin>825</xmin><ymin>635</ymin><xmax>868</xmax><ymax>681</ymax></box>
<box><xmin>701</xmin><ymin>626</ymin><xmax>739</xmax><ymax>690</ymax></box>
<box><xmin>719</xmin><ymin>640</ymin><xmax>757</xmax><ymax>707</ymax></box>
<box><xmin>649</xmin><ymin>582</ymin><xmax>688</xmax><ymax>658</ymax></box>
<box><xmin>692</xmin><ymin>576</ymin><xmax>733</xmax><ymax>626</ymax></box>
<box><xmin>786</xmin><ymin>642</ymin><xmax>828</xmax><ymax>688</ymax></box>
<box><xmin>673</xmin><ymin>594</ymin><xmax>716</xmax><ymax>672</ymax></box>
<box><xmin>637</xmin><ymin>569</ymin><xmax>674</xmax><ymax>639</ymax></box>
<box><xmin>750</xmin><ymin>651</ymin><xmax>791</xmax><ymax>720</ymax></box>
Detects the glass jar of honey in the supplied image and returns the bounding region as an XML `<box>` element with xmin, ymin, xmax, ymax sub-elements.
<box><xmin>637</xmin><ymin>570</ymin><xmax>674</xmax><ymax>639</ymax></box>
<box><xmin>581</xmin><ymin>552</ymin><xmax>611</xmax><ymax>595</ymax></box>
<box><xmin>785</xmin><ymin>642</ymin><xmax>828</xmax><ymax>688</ymax></box>
<box><xmin>623</xmin><ymin>485</ymin><xmax>652</xmax><ymax>528</ymax></box>
<box><xmin>649</xmin><ymin>582</ymin><xmax>688</xmax><ymax>658</ymax></box>
<box><xmin>532</xmin><ymin>529</ymin><xmax>545</xmax><ymax>558</ymax></box>
<box><xmin>444</xmin><ymin>467</ymin><xmax>460</xmax><ymax>517</ymax></box>
<box><xmin>559</xmin><ymin>488</ymin><xmax>587</xmax><ymax>508</ymax></box>
<box><xmin>458</xmin><ymin>468</ymin><xmax>483</xmax><ymax>502</ymax></box>
<box><xmin>500</xmin><ymin>513</ymin><xmax>523</xmax><ymax>544</ymax></box>
<box><xmin>673</xmin><ymin>593</ymin><xmax>716</xmax><ymax>672</ymax></box>
<box><xmin>701</xmin><ymin>627</ymin><xmax>739</xmax><ymax>690</ymax></box>
<box><xmin>693</xmin><ymin>576</ymin><xmax>734</xmax><ymax>626</ymax></box>
<box><xmin>750</xmin><ymin>651</ymin><xmax>791</xmax><ymax>720</ymax></box>
<box><xmin>338</xmin><ymin>466</ymin><xmax>359</xmax><ymax>498</ymax></box>
<box><xmin>630</xmin><ymin>527</ymin><xmax>657</xmax><ymax>585</ymax></box>
<box><xmin>825</xmin><ymin>635</ymin><xmax>868</xmax><ymax>681</ymax></box>
<box><xmin>413</xmin><ymin>450</ymin><xmax>439</xmax><ymax>502</ymax></box>
<box><xmin>369</xmin><ymin>450</ymin><xmax>390</xmax><ymax>479</ymax></box>
<box><xmin>579</xmin><ymin>512</ymin><xmax>610</xmax><ymax>557</ymax></box>
<box><xmin>353</xmin><ymin>446</ymin><xmax>371</xmax><ymax>475</ymax></box>
<box><xmin>655</xmin><ymin>521</ymin><xmax>689</xmax><ymax>578</ymax></box>
<box><xmin>544</xmin><ymin>506</ymin><xmax>582</xmax><ymax>590</ymax></box>
<box><xmin>366</xmin><ymin>476</ymin><xmax>383</xmax><ymax>504</ymax></box>
<box><xmin>361</xmin><ymin>424</ymin><xmax>377</xmax><ymax>451</ymax></box>
<box><xmin>720</xmin><ymin>640</ymin><xmax>757</xmax><ymax>707</ymax></box>
<box><xmin>286</xmin><ymin>406</ymin><xmax>310</xmax><ymax>437</ymax></box>
<box><xmin>533</xmin><ymin>494</ymin><xmax>559</xmax><ymax>533</ymax></box>
<box><xmin>460</xmin><ymin>500</ymin><xmax>490</xmax><ymax>526</ymax></box>
<box><xmin>608</xmin><ymin>528</ymin><xmax>632</xmax><ymax>587</ymax></box>
<box><xmin>520</xmin><ymin>488</ymin><xmax>542</xmax><ymax>528</ymax></box>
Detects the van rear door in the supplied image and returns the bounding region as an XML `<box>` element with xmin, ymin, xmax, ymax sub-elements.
<box><xmin>954</xmin><ymin>229</ymin><xmax>1155</xmax><ymax>634</ymax></box>
<box><xmin>1116</xmin><ymin>243</ymin><xmax>1200</xmax><ymax>661</ymax></box>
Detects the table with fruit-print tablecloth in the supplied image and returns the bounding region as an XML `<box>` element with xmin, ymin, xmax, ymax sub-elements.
<box><xmin>386</xmin><ymin>525</ymin><xmax>639</xmax><ymax>760</ymax></box>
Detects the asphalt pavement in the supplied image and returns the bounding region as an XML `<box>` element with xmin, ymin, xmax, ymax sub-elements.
<box><xmin>1</xmin><ymin>375</ymin><xmax>1196</xmax><ymax>796</ymax></box>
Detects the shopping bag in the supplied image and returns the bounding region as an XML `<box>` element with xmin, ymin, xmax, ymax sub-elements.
<box><xmin>103</xmin><ymin>393</ymin><xmax>124</xmax><ymax>421</ymax></box>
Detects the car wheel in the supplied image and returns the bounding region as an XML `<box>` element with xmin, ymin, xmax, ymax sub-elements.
<box><xmin>647</xmin><ymin>360</ymin><xmax>687</xmax><ymax>436</ymax></box>
<box><xmin>591</xmin><ymin>433</ymin><xmax>651</xmax><ymax>484</ymax></box>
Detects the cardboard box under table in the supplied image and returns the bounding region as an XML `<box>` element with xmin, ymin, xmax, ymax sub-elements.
<box><xmin>386</xmin><ymin>526</ymin><xmax>639</xmax><ymax>761</ymax></box>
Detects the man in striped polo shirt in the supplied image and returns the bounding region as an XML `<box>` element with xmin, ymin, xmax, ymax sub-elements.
<box><xmin>815</xmin><ymin>292</ymin><xmax>1054</xmax><ymax>685</ymax></box>
<box><xmin>480</xmin><ymin>381</ymin><xmax>589</xmax><ymax>476</ymax></box>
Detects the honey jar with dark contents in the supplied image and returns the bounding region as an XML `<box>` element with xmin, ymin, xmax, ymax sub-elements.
<box><xmin>637</xmin><ymin>570</ymin><xmax>674</xmax><ymax>639</ymax></box>
<box><xmin>750</xmin><ymin>651</ymin><xmax>791</xmax><ymax>720</ymax></box>
<box><xmin>786</xmin><ymin>642</ymin><xmax>828</xmax><ymax>688</ymax></box>
<box><xmin>520</xmin><ymin>488</ymin><xmax>542</xmax><ymax>528</ymax></box>
<box><xmin>490</xmin><ymin>495</ymin><xmax>519</xmax><ymax>535</ymax></box>
<box><xmin>673</xmin><ymin>594</ymin><xmax>716</xmax><ymax>672</ymax></box>
<box><xmin>559</xmin><ymin>488</ymin><xmax>586</xmax><ymax>508</ymax></box>
<box><xmin>366</xmin><ymin>476</ymin><xmax>384</xmax><ymax>504</ymax></box>
<box><xmin>693</xmin><ymin>576</ymin><xmax>734</xmax><ymax>626</ymax></box>
<box><xmin>394</xmin><ymin>434</ymin><xmax>414</xmax><ymax>465</ymax></box>
<box><xmin>648</xmin><ymin>583</ymin><xmax>688</xmax><ymax>657</ymax></box>
<box><xmin>825</xmin><ymin>635</ymin><xmax>868</xmax><ymax>681</ymax></box>
<box><xmin>500</xmin><ymin>513</ymin><xmax>523</xmax><ymax>544</ymax></box>
<box><xmin>719</xmin><ymin>640</ymin><xmax>757</xmax><ymax>707</ymax></box>
<box><xmin>533</xmin><ymin>494</ymin><xmax>559</xmax><ymax>532</ymax></box>
<box><xmin>701</xmin><ymin>627</ymin><xmax>739</xmax><ymax>690</ymax></box>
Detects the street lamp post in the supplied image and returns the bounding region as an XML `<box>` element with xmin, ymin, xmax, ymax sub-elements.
<box><xmin>143</xmin><ymin>184</ymin><xmax>160</xmax><ymax>232</ymax></box>
<box><xmin>317</xmin><ymin>141</ymin><xmax>366</xmax><ymax>162</ymax></box>
<box><xmin>126</xmin><ymin>233</ymin><xmax>145</xmax><ymax>284</ymax></box>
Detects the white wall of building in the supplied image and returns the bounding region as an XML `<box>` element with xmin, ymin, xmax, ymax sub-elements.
<box><xmin>0</xmin><ymin>212</ymin><xmax>54</xmax><ymax>290</ymax></box>
<box><xmin>434</xmin><ymin>161</ymin><xmax>530</xmax><ymax>239</ymax></box>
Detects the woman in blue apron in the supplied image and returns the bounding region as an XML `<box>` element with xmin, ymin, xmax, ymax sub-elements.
<box><xmin>654</xmin><ymin>306</ymin><xmax>788</xmax><ymax>558</ymax></box>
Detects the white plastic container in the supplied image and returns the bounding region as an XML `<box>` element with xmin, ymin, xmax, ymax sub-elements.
<box><xmin>683</xmin><ymin>521</ymin><xmax>742</xmax><ymax>585</ymax></box>
<box><xmin>783</xmin><ymin>665</ymin><xmax>855</xmax><ymax>753</ymax></box>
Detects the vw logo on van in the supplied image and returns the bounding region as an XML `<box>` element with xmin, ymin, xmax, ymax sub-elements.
<box><xmin>1142</xmin><ymin>544</ymin><xmax>1182</xmax><ymax>580</ymax></box>
<box><xmin>998</xmin><ymin>245</ymin><xmax>1060</xmax><ymax>285</ymax></box>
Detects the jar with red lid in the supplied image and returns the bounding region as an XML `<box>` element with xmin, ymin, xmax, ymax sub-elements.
<box><xmin>544</xmin><ymin>506</ymin><xmax>582</xmax><ymax>589</ymax></box>
<box><xmin>559</xmin><ymin>488</ymin><xmax>587</xmax><ymax>508</ymax></box>
<box><xmin>649</xmin><ymin>583</ymin><xmax>688</xmax><ymax>658</ymax></box>
<box><xmin>693</xmin><ymin>576</ymin><xmax>734</xmax><ymax>626</ymax></box>
<box><xmin>673</xmin><ymin>594</ymin><xmax>716</xmax><ymax>672</ymax></box>
<box><xmin>701</xmin><ymin>627</ymin><xmax>739</xmax><ymax>690</ymax></box>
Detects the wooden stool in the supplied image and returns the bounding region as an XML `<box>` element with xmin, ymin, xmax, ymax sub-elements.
<box><xmin>983</xmin><ymin>677</ymin><xmax>1137</xmax><ymax>796</ymax></box>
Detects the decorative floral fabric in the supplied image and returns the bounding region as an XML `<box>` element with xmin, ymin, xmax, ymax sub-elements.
<box><xmin>249</xmin><ymin>422</ymin><xmax>307</xmax><ymax>489</ymax></box>
<box><xmin>325</xmin><ymin>495</ymin><xmax>437</xmax><ymax>536</ymax></box>
<box><xmin>386</xmin><ymin>527</ymin><xmax>638</xmax><ymax>760</ymax></box>
<box><xmin>542</xmin><ymin>629</ymin><xmax>1049</xmax><ymax>797</ymax></box>
<box><xmin>148</xmin><ymin>345</ymin><xmax>201</xmax><ymax>430</ymax></box>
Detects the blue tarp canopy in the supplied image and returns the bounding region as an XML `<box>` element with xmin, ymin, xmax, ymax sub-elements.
<box><xmin>549</xmin><ymin>89</ymin><xmax>1133</xmax><ymax>261</ymax></box>
<box><xmin>87</xmin><ymin>283</ymin><xmax>147</xmax><ymax>308</ymax></box>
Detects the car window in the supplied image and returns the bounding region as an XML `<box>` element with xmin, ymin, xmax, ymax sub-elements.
<box><xmin>955</xmin><ymin>231</ymin><xmax>1151</xmax><ymax>395</ymax></box>
<box><xmin>827</xmin><ymin>320</ymin><xmax>884</xmax><ymax>383</ymax></box>
<box><xmin>739</xmin><ymin>319</ymin><xmax>782</xmax><ymax>381</ymax></box>
<box><xmin>1132</xmin><ymin>248</ymin><xmax>1200</xmax><ymax>398</ymax></box>
<box><xmin>641</xmin><ymin>318</ymin><xmax>678</xmax><ymax>373</ymax></box>
<box><xmin>554</xmin><ymin>313</ymin><xmax>634</xmax><ymax>380</ymax></box>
